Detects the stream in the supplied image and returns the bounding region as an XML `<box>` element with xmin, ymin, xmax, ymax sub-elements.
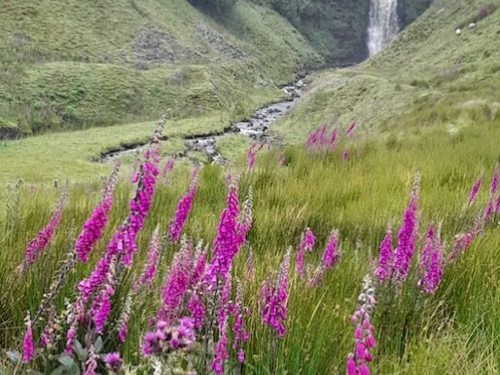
<box><xmin>98</xmin><ymin>80</ymin><xmax>304</xmax><ymax>164</ymax></box>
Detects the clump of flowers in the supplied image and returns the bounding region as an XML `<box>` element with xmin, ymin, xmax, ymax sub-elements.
<box><xmin>141</xmin><ymin>317</ymin><xmax>196</xmax><ymax>356</ymax></box>
<box><xmin>347</xmin><ymin>275</ymin><xmax>377</xmax><ymax>375</ymax></box>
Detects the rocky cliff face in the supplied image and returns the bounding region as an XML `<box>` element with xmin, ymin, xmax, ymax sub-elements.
<box><xmin>266</xmin><ymin>0</ymin><xmax>433</xmax><ymax>66</ymax></box>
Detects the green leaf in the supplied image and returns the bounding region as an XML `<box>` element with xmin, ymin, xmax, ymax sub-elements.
<box><xmin>50</xmin><ymin>366</ymin><xmax>66</xmax><ymax>375</ymax></box>
<box><xmin>50</xmin><ymin>363</ymin><xmax>81</xmax><ymax>375</ymax></box>
<box><xmin>73</xmin><ymin>339</ymin><xmax>88</xmax><ymax>362</ymax></box>
<box><xmin>94</xmin><ymin>336</ymin><xmax>103</xmax><ymax>353</ymax></box>
<box><xmin>58</xmin><ymin>354</ymin><xmax>75</xmax><ymax>367</ymax></box>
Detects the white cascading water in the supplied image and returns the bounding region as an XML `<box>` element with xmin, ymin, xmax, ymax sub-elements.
<box><xmin>367</xmin><ymin>0</ymin><xmax>400</xmax><ymax>56</ymax></box>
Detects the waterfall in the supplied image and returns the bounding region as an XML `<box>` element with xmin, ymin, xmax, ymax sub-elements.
<box><xmin>367</xmin><ymin>0</ymin><xmax>400</xmax><ymax>56</ymax></box>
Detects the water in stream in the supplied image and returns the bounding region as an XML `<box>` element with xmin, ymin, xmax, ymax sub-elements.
<box><xmin>100</xmin><ymin>80</ymin><xmax>304</xmax><ymax>164</ymax></box>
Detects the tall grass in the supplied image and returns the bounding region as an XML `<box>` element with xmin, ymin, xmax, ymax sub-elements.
<box><xmin>1</xmin><ymin>120</ymin><xmax>500</xmax><ymax>374</ymax></box>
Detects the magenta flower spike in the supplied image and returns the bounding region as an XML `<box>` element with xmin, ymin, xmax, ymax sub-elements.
<box><xmin>495</xmin><ymin>194</ymin><xmax>500</xmax><ymax>213</ymax></box>
<box><xmin>483</xmin><ymin>199</ymin><xmax>494</xmax><ymax>223</ymax></box>
<box><xmin>374</xmin><ymin>225</ymin><xmax>394</xmax><ymax>283</ymax></box>
<box><xmin>322</xmin><ymin>229</ymin><xmax>340</xmax><ymax>269</ymax></box>
<box><xmin>205</xmin><ymin>179</ymin><xmax>241</xmax><ymax>289</ymax></box>
<box><xmin>93</xmin><ymin>289</ymin><xmax>112</xmax><ymax>334</ymax></box>
<box><xmin>169</xmin><ymin>171</ymin><xmax>199</xmax><ymax>243</ymax></box>
<box><xmin>188</xmin><ymin>292</ymin><xmax>206</xmax><ymax>330</ymax></box>
<box><xmin>192</xmin><ymin>242</ymin><xmax>208</xmax><ymax>286</ymax></box>
<box><xmin>19</xmin><ymin>190</ymin><xmax>69</xmax><ymax>272</ymax></box>
<box><xmin>330</xmin><ymin>127</ymin><xmax>339</xmax><ymax>152</ymax></box>
<box><xmin>22</xmin><ymin>313</ymin><xmax>35</xmax><ymax>363</ymax></box>
<box><xmin>419</xmin><ymin>223</ymin><xmax>445</xmax><ymax>294</ymax></box>
<box><xmin>346</xmin><ymin>122</ymin><xmax>356</xmax><ymax>137</ymax></box>
<box><xmin>230</xmin><ymin>280</ymin><xmax>250</xmax><ymax>363</ymax></box>
<box><xmin>84</xmin><ymin>346</ymin><xmax>98</xmax><ymax>375</ymax></box>
<box><xmin>211</xmin><ymin>310</ymin><xmax>229</xmax><ymax>375</ymax></box>
<box><xmin>491</xmin><ymin>163</ymin><xmax>499</xmax><ymax>196</ymax></box>
<box><xmin>164</xmin><ymin>157</ymin><xmax>175</xmax><ymax>175</ymax></box>
<box><xmin>469</xmin><ymin>172</ymin><xmax>483</xmax><ymax>204</ymax></box>
<box><xmin>158</xmin><ymin>238</ymin><xmax>193</xmax><ymax>322</ymax></box>
<box><xmin>393</xmin><ymin>172</ymin><xmax>420</xmax><ymax>284</ymax></box>
<box><xmin>343</xmin><ymin>148</ymin><xmax>349</xmax><ymax>162</ymax></box>
<box><xmin>304</xmin><ymin>228</ymin><xmax>316</xmax><ymax>251</ymax></box>
<box><xmin>347</xmin><ymin>275</ymin><xmax>376</xmax><ymax>375</ymax></box>
<box><xmin>139</xmin><ymin>226</ymin><xmax>161</xmax><ymax>290</ymax></box>
<box><xmin>79</xmin><ymin>141</ymin><xmax>160</xmax><ymax>300</ymax></box>
<box><xmin>260</xmin><ymin>248</ymin><xmax>292</xmax><ymax>338</ymax></box>
<box><xmin>76</xmin><ymin>163</ymin><xmax>120</xmax><ymax>263</ymax></box>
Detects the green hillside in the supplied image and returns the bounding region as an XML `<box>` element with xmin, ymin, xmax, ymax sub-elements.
<box><xmin>0</xmin><ymin>0</ymin><xmax>322</xmax><ymax>135</ymax></box>
<box><xmin>274</xmin><ymin>0</ymin><xmax>500</xmax><ymax>142</ymax></box>
<box><xmin>0</xmin><ymin>0</ymin><xmax>434</xmax><ymax>140</ymax></box>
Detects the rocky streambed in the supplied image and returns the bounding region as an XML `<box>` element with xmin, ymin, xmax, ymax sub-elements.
<box><xmin>98</xmin><ymin>80</ymin><xmax>304</xmax><ymax>164</ymax></box>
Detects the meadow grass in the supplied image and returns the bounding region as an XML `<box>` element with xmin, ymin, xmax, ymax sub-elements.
<box><xmin>2</xmin><ymin>115</ymin><xmax>500</xmax><ymax>373</ymax></box>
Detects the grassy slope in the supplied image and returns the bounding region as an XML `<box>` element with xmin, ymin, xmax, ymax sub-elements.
<box><xmin>274</xmin><ymin>0</ymin><xmax>500</xmax><ymax>141</ymax></box>
<box><xmin>0</xmin><ymin>0</ymin><xmax>321</xmax><ymax>133</ymax></box>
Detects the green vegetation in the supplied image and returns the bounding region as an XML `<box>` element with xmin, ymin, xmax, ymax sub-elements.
<box><xmin>0</xmin><ymin>0</ymin><xmax>321</xmax><ymax>135</ymax></box>
<box><xmin>273</xmin><ymin>0</ymin><xmax>500</xmax><ymax>144</ymax></box>
<box><xmin>2</xmin><ymin>119</ymin><xmax>500</xmax><ymax>373</ymax></box>
<box><xmin>2</xmin><ymin>0</ymin><xmax>500</xmax><ymax>373</ymax></box>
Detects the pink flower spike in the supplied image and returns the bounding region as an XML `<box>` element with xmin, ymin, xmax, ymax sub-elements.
<box><xmin>22</xmin><ymin>313</ymin><xmax>35</xmax><ymax>363</ymax></box>
<box><xmin>374</xmin><ymin>224</ymin><xmax>393</xmax><ymax>283</ymax></box>
<box><xmin>322</xmin><ymin>229</ymin><xmax>340</xmax><ymax>269</ymax></box>
<box><xmin>139</xmin><ymin>226</ymin><xmax>161</xmax><ymax>289</ymax></box>
<box><xmin>343</xmin><ymin>149</ymin><xmax>349</xmax><ymax>162</ymax></box>
<box><xmin>304</xmin><ymin>228</ymin><xmax>316</xmax><ymax>252</ymax></box>
<box><xmin>469</xmin><ymin>172</ymin><xmax>483</xmax><ymax>204</ymax></box>
<box><xmin>169</xmin><ymin>172</ymin><xmax>198</xmax><ymax>243</ymax></box>
<box><xmin>491</xmin><ymin>163</ymin><xmax>499</xmax><ymax>196</ymax></box>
